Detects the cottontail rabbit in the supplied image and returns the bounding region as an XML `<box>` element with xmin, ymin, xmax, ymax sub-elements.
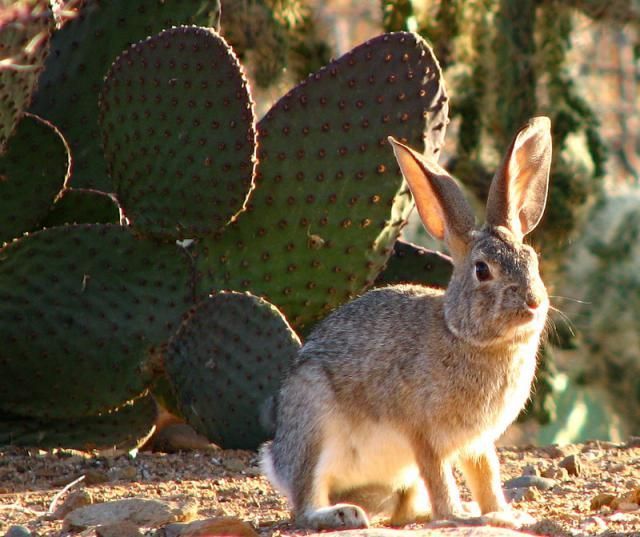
<box><xmin>260</xmin><ymin>117</ymin><xmax>552</xmax><ymax>530</ymax></box>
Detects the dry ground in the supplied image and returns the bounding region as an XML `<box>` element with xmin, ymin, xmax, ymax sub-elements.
<box><xmin>0</xmin><ymin>440</ymin><xmax>639</xmax><ymax>536</ymax></box>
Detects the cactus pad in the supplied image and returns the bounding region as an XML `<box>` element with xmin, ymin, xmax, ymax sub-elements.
<box><xmin>0</xmin><ymin>1</ymin><xmax>52</xmax><ymax>152</ymax></box>
<box><xmin>0</xmin><ymin>113</ymin><xmax>70</xmax><ymax>243</ymax></box>
<box><xmin>0</xmin><ymin>394</ymin><xmax>157</xmax><ymax>449</ymax></box>
<box><xmin>100</xmin><ymin>26</ymin><xmax>256</xmax><ymax>239</ymax></box>
<box><xmin>30</xmin><ymin>0</ymin><xmax>221</xmax><ymax>191</ymax></box>
<box><xmin>0</xmin><ymin>224</ymin><xmax>194</xmax><ymax>418</ymax></box>
<box><xmin>166</xmin><ymin>291</ymin><xmax>301</xmax><ymax>449</ymax></box>
<box><xmin>196</xmin><ymin>32</ymin><xmax>449</xmax><ymax>329</ymax></box>
<box><xmin>375</xmin><ymin>239</ymin><xmax>453</xmax><ymax>288</ymax></box>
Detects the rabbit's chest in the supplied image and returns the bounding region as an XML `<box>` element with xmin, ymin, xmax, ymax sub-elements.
<box><xmin>446</xmin><ymin>345</ymin><xmax>538</xmax><ymax>446</ymax></box>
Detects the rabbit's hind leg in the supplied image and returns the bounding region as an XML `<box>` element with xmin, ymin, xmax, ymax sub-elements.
<box><xmin>390</xmin><ymin>478</ymin><xmax>431</xmax><ymax>526</ymax></box>
<box><xmin>293</xmin><ymin>464</ymin><xmax>369</xmax><ymax>530</ymax></box>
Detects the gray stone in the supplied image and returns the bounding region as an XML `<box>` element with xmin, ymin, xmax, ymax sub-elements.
<box><xmin>504</xmin><ymin>475</ymin><xmax>556</xmax><ymax>490</ymax></box>
<box><xmin>63</xmin><ymin>498</ymin><xmax>198</xmax><ymax>530</ymax></box>
<box><xmin>4</xmin><ymin>526</ymin><xmax>31</xmax><ymax>537</ymax></box>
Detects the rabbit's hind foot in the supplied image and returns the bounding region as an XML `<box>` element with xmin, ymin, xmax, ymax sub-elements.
<box><xmin>298</xmin><ymin>504</ymin><xmax>369</xmax><ymax>530</ymax></box>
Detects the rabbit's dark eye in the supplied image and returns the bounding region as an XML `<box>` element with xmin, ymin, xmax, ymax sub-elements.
<box><xmin>475</xmin><ymin>261</ymin><xmax>492</xmax><ymax>282</ymax></box>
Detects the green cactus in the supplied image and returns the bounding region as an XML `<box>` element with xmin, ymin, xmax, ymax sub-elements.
<box><xmin>0</xmin><ymin>23</ymin><xmax>449</xmax><ymax>448</ymax></box>
<box><xmin>99</xmin><ymin>26</ymin><xmax>256</xmax><ymax>240</ymax></box>
<box><xmin>0</xmin><ymin>394</ymin><xmax>157</xmax><ymax>450</ymax></box>
<box><xmin>0</xmin><ymin>224</ymin><xmax>193</xmax><ymax>418</ymax></box>
<box><xmin>30</xmin><ymin>0</ymin><xmax>222</xmax><ymax>191</ymax></box>
<box><xmin>0</xmin><ymin>113</ymin><xmax>70</xmax><ymax>243</ymax></box>
<box><xmin>195</xmin><ymin>31</ymin><xmax>449</xmax><ymax>329</ymax></box>
<box><xmin>0</xmin><ymin>0</ymin><xmax>52</xmax><ymax>152</ymax></box>
<box><xmin>167</xmin><ymin>291</ymin><xmax>301</xmax><ymax>449</ymax></box>
<box><xmin>42</xmin><ymin>189</ymin><xmax>120</xmax><ymax>227</ymax></box>
<box><xmin>374</xmin><ymin>239</ymin><xmax>453</xmax><ymax>288</ymax></box>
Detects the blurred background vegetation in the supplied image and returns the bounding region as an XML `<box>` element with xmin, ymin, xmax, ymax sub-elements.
<box><xmin>226</xmin><ymin>0</ymin><xmax>640</xmax><ymax>444</ymax></box>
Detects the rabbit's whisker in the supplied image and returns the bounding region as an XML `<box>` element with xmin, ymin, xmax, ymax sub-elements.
<box><xmin>548</xmin><ymin>295</ymin><xmax>590</xmax><ymax>305</ymax></box>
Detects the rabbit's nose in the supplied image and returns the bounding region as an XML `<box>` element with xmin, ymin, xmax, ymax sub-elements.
<box><xmin>525</xmin><ymin>292</ymin><xmax>542</xmax><ymax>309</ymax></box>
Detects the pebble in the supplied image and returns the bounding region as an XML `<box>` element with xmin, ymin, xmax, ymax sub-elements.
<box><xmin>590</xmin><ymin>493</ymin><xmax>616</xmax><ymax>510</ymax></box>
<box><xmin>149</xmin><ymin>424</ymin><xmax>214</xmax><ymax>453</ymax></box>
<box><xmin>83</xmin><ymin>469</ymin><xmax>110</xmax><ymax>485</ymax></box>
<box><xmin>109</xmin><ymin>465</ymin><xmax>137</xmax><ymax>481</ymax></box>
<box><xmin>617</xmin><ymin>501</ymin><xmax>640</xmax><ymax>512</ymax></box>
<box><xmin>63</xmin><ymin>498</ymin><xmax>198</xmax><ymax>530</ymax></box>
<box><xmin>154</xmin><ymin>518</ymin><xmax>258</xmax><ymax>537</ymax></box>
<box><xmin>223</xmin><ymin>458</ymin><xmax>246</xmax><ymax>473</ymax></box>
<box><xmin>541</xmin><ymin>467</ymin><xmax>568</xmax><ymax>480</ymax></box>
<box><xmin>504</xmin><ymin>475</ymin><xmax>556</xmax><ymax>491</ymax></box>
<box><xmin>559</xmin><ymin>454</ymin><xmax>582</xmax><ymax>476</ymax></box>
<box><xmin>521</xmin><ymin>464</ymin><xmax>539</xmax><ymax>476</ymax></box>
<box><xmin>51</xmin><ymin>489</ymin><xmax>94</xmax><ymax>519</ymax></box>
<box><xmin>4</xmin><ymin>526</ymin><xmax>31</xmax><ymax>537</ymax></box>
<box><xmin>539</xmin><ymin>444</ymin><xmax>566</xmax><ymax>458</ymax></box>
<box><xmin>504</xmin><ymin>487</ymin><xmax>540</xmax><ymax>503</ymax></box>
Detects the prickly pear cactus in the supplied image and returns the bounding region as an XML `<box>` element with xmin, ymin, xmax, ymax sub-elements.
<box><xmin>42</xmin><ymin>188</ymin><xmax>120</xmax><ymax>227</ymax></box>
<box><xmin>196</xmin><ymin>32</ymin><xmax>449</xmax><ymax>329</ymax></box>
<box><xmin>375</xmin><ymin>239</ymin><xmax>452</xmax><ymax>288</ymax></box>
<box><xmin>100</xmin><ymin>26</ymin><xmax>256</xmax><ymax>239</ymax></box>
<box><xmin>0</xmin><ymin>0</ymin><xmax>52</xmax><ymax>152</ymax></box>
<box><xmin>30</xmin><ymin>0</ymin><xmax>221</xmax><ymax>191</ymax></box>
<box><xmin>0</xmin><ymin>23</ymin><xmax>450</xmax><ymax>449</ymax></box>
<box><xmin>0</xmin><ymin>113</ymin><xmax>70</xmax><ymax>243</ymax></box>
<box><xmin>0</xmin><ymin>224</ymin><xmax>193</xmax><ymax>418</ymax></box>
<box><xmin>0</xmin><ymin>394</ymin><xmax>157</xmax><ymax>450</ymax></box>
<box><xmin>166</xmin><ymin>291</ymin><xmax>301</xmax><ymax>449</ymax></box>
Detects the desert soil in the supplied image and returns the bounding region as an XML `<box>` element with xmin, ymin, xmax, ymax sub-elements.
<box><xmin>0</xmin><ymin>439</ymin><xmax>639</xmax><ymax>537</ymax></box>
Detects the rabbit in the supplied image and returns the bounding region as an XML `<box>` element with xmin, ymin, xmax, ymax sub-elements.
<box><xmin>260</xmin><ymin>117</ymin><xmax>552</xmax><ymax>530</ymax></box>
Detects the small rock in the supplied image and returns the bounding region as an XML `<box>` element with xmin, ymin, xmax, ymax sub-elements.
<box><xmin>222</xmin><ymin>457</ymin><xmax>245</xmax><ymax>473</ymax></box>
<box><xmin>149</xmin><ymin>424</ymin><xmax>214</xmax><ymax>453</ymax></box>
<box><xmin>52</xmin><ymin>489</ymin><xmax>94</xmax><ymax>519</ymax></box>
<box><xmin>521</xmin><ymin>464</ymin><xmax>539</xmax><ymax>477</ymax></box>
<box><xmin>559</xmin><ymin>454</ymin><xmax>582</xmax><ymax>476</ymax></box>
<box><xmin>590</xmin><ymin>493</ymin><xmax>616</xmax><ymax>510</ymax></box>
<box><xmin>609</xmin><ymin>512</ymin><xmax>636</xmax><ymax>522</ymax></box>
<box><xmin>540</xmin><ymin>467</ymin><xmax>568</xmax><ymax>480</ymax></box>
<box><xmin>181</xmin><ymin>517</ymin><xmax>258</xmax><ymax>537</ymax></box>
<box><xmin>608</xmin><ymin>463</ymin><xmax>625</xmax><ymax>473</ymax></box>
<box><xmin>504</xmin><ymin>475</ymin><xmax>556</xmax><ymax>491</ymax></box>
<box><xmin>83</xmin><ymin>469</ymin><xmax>110</xmax><ymax>485</ymax></box>
<box><xmin>4</xmin><ymin>526</ymin><xmax>31</xmax><ymax>537</ymax></box>
<box><xmin>504</xmin><ymin>488</ymin><xmax>528</xmax><ymax>503</ymax></box>
<box><xmin>109</xmin><ymin>465</ymin><xmax>137</xmax><ymax>481</ymax></box>
<box><xmin>64</xmin><ymin>498</ymin><xmax>198</xmax><ymax>530</ymax></box>
<box><xmin>617</xmin><ymin>502</ymin><xmax>640</xmax><ymax>512</ymax></box>
<box><xmin>96</xmin><ymin>521</ymin><xmax>142</xmax><ymax>537</ymax></box>
<box><xmin>539</xmin><ymin>444</ymin><xmax>566</xmax><ymax>458</ymax></box>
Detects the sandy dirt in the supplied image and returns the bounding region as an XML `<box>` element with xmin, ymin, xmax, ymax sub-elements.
<box><xmin>0</xmin><ymin>439</ymin><xmax>639</xmax><ymax>536</ymax></box>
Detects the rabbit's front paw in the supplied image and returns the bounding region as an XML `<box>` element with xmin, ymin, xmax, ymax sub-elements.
<box><xmin>481</xmin><ymin>509</ymin><xmax>536</xmax><ymax>529</ymax></box>
<box><xmin>303</xmin><ymin>504</ymin><xmax>369</xmax><ymax>530</ymax></box>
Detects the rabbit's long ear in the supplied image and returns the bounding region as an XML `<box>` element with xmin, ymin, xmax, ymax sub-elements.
<box><xmin>486</xmin><ymin>117</ymin><xmax>552</xmax><ymax>240</ymax></box>
<box><xmin>388</xmin><ymin>137</ymin><xmax>475</xmax><ymax>260</ymax></box>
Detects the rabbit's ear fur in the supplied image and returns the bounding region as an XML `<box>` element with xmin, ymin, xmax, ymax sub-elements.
<box><xmin>486</xmin><ymin>117</ymin><xmax>552</xmax><ymax>240</ymax></box>
<box><xmin>388</xmin><ymin>137</ymin><xmax>475</xmax><ymax>260</ymax></box>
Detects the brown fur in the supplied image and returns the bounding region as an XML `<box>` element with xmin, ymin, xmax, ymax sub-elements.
<box><xmin>260</xmin><ymin>118</ymin><xmax>553</xmax><ymax>530</ymax></box>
